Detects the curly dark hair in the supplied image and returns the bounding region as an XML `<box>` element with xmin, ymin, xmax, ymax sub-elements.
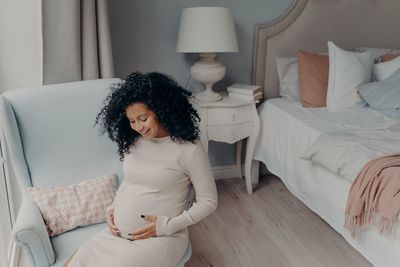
<box><xmin>95</xmin><ymin>72</ymin><xmax>200</xmax><ymax>160</ymax></box>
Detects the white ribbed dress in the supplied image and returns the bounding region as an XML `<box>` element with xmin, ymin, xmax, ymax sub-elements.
<box><xmin>68</xmin><ymin>136</ymin><xmax>218</xmax><ymax>267</ymax></box>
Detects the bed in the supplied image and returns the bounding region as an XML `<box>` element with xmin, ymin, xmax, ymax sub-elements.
<box><xmin>250</xmin><ymin>0</ymin><xmax>400</xmax><ymax>266</ymax></box>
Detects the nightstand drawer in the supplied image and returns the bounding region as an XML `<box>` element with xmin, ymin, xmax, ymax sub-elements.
<box><xmin>207</xmin><ymin>106</ymin><xmax>252</xmax><ymax>125</ymax></box>
<box><xmin>207</xmin><ymin>122</ymin><xmax>252</xmax><ymax>143</ymax></box>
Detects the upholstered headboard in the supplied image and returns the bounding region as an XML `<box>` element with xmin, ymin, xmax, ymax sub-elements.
<box><xmin>252</xmin><ymin>0</ymin><xmax>400</xmax><ymax>99</ymax></box>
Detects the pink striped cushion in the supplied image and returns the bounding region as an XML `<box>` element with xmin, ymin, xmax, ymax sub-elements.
<box><xmin>27</xmin><ymin>174</ymin><xmax>117</xmax><ymax>237</ymax></box>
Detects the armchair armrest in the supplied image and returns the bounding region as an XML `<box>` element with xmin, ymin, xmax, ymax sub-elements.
<box><xmin>13</xmin><ymin>197</ymin><xmax>55</xmax><ymax>267</ymax></box>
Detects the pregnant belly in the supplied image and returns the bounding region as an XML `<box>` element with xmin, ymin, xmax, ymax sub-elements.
<box><xmin>113</xmin><ymin>186</ymin><xmax>180</xmax><ymax>239</ymax></box>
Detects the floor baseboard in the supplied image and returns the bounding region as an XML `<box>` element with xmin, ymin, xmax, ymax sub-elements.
<box><xmin>212</xmin><ymin>164</ymin><xmax>243</xmax><ymax>180</ymax></box>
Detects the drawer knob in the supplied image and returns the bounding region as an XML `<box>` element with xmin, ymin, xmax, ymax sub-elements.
<box><xmin>232</xmin><ymin>114</ymin><xmax>236</xmax><ymax>123</ymax></box>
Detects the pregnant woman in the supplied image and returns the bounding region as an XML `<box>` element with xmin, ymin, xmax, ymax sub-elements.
<box><xmin>64</xmin><ymin>72</ymin><xmax>218</xmax><ymax>267</ymax></box>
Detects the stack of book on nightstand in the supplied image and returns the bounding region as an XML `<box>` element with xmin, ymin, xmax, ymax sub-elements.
<box><xmin>227</xmin><ymin>84</ymin><xmax>263</xmax><ymax>101</ymax></box>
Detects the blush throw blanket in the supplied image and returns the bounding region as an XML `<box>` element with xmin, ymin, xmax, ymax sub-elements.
<box><xmin>345</xmin><ymin>153</ymin><xmax>400</xmax><ymax>236</ymax></box>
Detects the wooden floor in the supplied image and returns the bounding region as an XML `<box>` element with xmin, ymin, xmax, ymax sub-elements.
<box><xmin>186</xmin><ymin>176</ymin><xmax>371</xmax><ymax>267</ymax></box>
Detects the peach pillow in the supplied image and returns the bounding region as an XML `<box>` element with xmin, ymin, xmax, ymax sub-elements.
<box><xmin>27</xmin><ymin>174</ymin><xmax>118</xmax><ymax>237</ymax></box>
<box><xmin>381</xmin><ymin>54</ymin><xmax>400</xmax><ymax>62</ymax></box>
<box><xmin>297</xmin><ymin>50</ymin><xmax>329</xmax><ymax>107</ymax></box>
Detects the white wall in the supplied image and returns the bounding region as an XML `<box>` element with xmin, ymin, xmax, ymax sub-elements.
<box><xmin>0</xmin><ymin>0</ymin><xmax>42</xmax><ymax>93</ymax></box>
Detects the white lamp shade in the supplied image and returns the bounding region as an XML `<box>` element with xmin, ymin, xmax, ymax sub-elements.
<box><xmin>176</xmin><ymin>7</ymin><xmax>239</xmax><ymax>53</ymax></box>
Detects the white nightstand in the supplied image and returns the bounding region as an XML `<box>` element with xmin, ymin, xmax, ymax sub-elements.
<box><xmin>190</xmin><ymin>92</ymin><xmax>260</xmax><ymax>194</ymax></box>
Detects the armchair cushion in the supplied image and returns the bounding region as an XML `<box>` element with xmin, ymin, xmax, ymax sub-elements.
<box><xmin>51</xmin><ymin>223</ymin><xmax>106</xmax><ymax>267</ymax></box>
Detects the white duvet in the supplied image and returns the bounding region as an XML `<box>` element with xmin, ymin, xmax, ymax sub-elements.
<box><xmin>302</xmin><ymin>122</ymin><xmax>400</xmax><ymax>182</ymax></box>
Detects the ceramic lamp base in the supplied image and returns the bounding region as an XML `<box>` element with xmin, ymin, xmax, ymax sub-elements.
<box><xmin>195</xmin><ymin>88</ymin><xmax>222</xmax><ymax>102</ymax></box>
<box><xmin>191</xmin><ymin>53</ymin><xmax>225</xmax><ymax>102</ymax></box>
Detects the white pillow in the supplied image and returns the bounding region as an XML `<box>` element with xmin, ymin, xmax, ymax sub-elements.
<box><xmin>276</xmin><ymin>57</ymin><xmax>300</xmax><ymax>100</ymax></box>
<box><xmin>372</xmin><ymin>56</ymin><xmax>400</xmax><ymax>81</ymax></box>
<box><xmin>326</xmin><ymin>41</ymin><xmax>373</xmax><ymax>111</ymax></box>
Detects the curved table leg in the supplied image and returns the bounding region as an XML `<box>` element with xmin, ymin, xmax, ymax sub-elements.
<box><xmin>236</xmin><ymin>140</ymin><xmax>243</xmax><ymax>178</ymax></box>
<box><xmin>245</xmin><ymin>106</ymin><xmax>260</xmax><ymax>194</ymax></box>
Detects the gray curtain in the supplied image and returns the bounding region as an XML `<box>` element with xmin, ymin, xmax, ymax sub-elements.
<box><xmin>41</xmin><ymin>0</ymin><xmax>114</xmax><ymax>84</ymax></box>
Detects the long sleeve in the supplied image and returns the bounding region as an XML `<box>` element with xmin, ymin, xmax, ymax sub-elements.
<box><xmin>156</xmin><ymin>143</ymin><xmax>218</xmax><ymax>236</ymax></box>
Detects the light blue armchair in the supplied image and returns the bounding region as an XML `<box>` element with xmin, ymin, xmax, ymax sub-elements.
<box><xmin>1</xmin><ymin>79</ymin><xmax>191</xmax><ymax>267</ymax></box>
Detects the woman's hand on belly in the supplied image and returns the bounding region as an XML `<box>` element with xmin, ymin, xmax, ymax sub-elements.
<box><xmin>128</xmin><ymin>215</ymin><xmax>157</xmax><ymax>241</ymax></box>
<box><xmin>106</xmin><ymin>209</ymin><xmax>120</xmax><ymax>237</ymax></box>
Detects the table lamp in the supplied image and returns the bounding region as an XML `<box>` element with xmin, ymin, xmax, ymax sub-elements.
<box><xmin>177</xmin><ymin>7</ymin><xmax>239</xmax><ymax>102</ymax></box>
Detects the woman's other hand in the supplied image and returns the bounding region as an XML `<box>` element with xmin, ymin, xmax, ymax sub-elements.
<box><xmin>128</xmin><ymin>215</ymin><xmax>157</xmax><ymax>241</ymax></box>
<box><xmin>106</xmin><ymin>209</ymin><xmax>120</xmax><ymax>237</ymax></box>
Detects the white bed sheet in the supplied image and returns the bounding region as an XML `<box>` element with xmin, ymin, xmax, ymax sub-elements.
<box><xmin>254</xmin><ymin>98</ymin><xmax>400</xmax><ymax>267</ymax></box>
